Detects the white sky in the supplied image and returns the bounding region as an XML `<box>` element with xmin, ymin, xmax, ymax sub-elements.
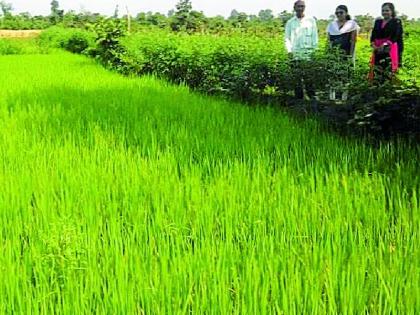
<box><xmin>6</xmin><ymin>1</ymin><xmax>420</xmax><ymax>19</ymax></box>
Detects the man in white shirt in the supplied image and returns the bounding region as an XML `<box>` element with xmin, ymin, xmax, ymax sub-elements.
<box><xmin>285</xmin><ymin>1</ymin><xmax>318</xmax><ymax>100</ymax></box>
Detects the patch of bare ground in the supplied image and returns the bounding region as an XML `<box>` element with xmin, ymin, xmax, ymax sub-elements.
<box><xmin>0</xmin><ymin>30</ymin><xmax>41</xmax><ymax>38</ymax></box>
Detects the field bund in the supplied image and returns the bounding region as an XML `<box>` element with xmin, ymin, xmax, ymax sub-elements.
<box><xmin>0</xmin><ymin>29</ymin><xmax>42</xmax><ymax>38</ymax></box>
<box><xmin>0</xmin><ymin>53</ymin><xmax>418</xmax><ymax>314</ymax></box>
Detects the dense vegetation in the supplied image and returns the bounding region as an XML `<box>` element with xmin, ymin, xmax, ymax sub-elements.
<box><xmin>0</xmin><ymin>49</ymin><xmax>418</xmax><ymax>315</ymax></box>
<box><xmin>34</xmin><ymin>21</ymin><xmax>420</xmax><ymax>137</ymax></box>
<box><xmin>1</xmin><ymin>0</ymin><xmax>420</xmax><ymax>34</ymax></box>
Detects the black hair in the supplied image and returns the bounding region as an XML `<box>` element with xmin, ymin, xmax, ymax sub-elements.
<box><xmin>382</xmin><ymin>2</ymin><xmax>396</xmax><ymax>18</ymax></box>
<box><xmin>294</xmin><ymin>1</ymin><xmax>305</xmax><ymax>7</ymax></box>
<box><xmin>336</xmin><ymin>5</ymin><xmax>351</xmax><ymax>21</ymax></box>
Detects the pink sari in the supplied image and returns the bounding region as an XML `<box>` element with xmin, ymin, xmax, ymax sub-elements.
<box><xmin>368</xmin><ymin>22</ymin><xmax>399</xmax><ymax>81</ymax></box>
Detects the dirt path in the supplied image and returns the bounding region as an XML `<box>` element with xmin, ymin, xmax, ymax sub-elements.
<box><xmin>0</xmin><ymin>30</ymin><xmax>42</xmax><ymax>38</ymax></box>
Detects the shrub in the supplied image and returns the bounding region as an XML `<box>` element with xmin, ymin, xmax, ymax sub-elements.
<box><xmin>89</xmin><ymin>18</ymin><xmax>128</xmax><ymax>69</ymax></box>
<box><xmin>39</xmin><ymin>27</ymin><xmax>95</xmax><ymax>54</ymax></box>
<box><xmin>0</xmin><ymin>39</ymin><xmax>22</xmax><ymax>55</ymax></box>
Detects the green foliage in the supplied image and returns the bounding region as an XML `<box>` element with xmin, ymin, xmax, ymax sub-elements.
<box><xmin>170</xmin><ymin>0</ymin><xmax>192</xmax><ymax>31</ymax></box>
<box><xmin>0</xmin><ymin>38</ymin><xmax>23</xmax><ymax>54</ymax></box>
<box><xmin>122</xmin><ymin>31</ymin><xmax>418</xmax><ymax>135</ymax></box>
<box><xmin>38</xmin><ymin>23</ymin><xmax>420</xmax><ymax>136</ymax></box>
<box><xmin>50</xmin><ymin>0</ymin><xmax>64</xmax><ymax>24</ymax></box>
<box><xmin>39</xmin><ymin>26</ymin><xmax>94</xmax><ymax>54</ymax></box>
<box><xmin>0</xmin><ymin>38</ymin><xmax>46</xmax><ymax>54</ymax></box>
<box><xmin>0</xmin><ymin>1</ymin><xmax>12</xmax><ymax>17</ymax></box>
<box><xmin>121</xmin><ymin>30</ymin><xmax>289</xmax><ymax>99</ymax></box>
<box><xmin>169</xmin><ymin>0</ymin><xmax>208</xmax><ymax>33</ymax></box>
<box><xmin>89</xmin><ymin>18</ymin><xmax>129</xmax><ymax>70</ymax></box>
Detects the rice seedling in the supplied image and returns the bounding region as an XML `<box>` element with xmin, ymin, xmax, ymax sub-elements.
<box><xmin>0</xmin><ymin>52</ymin><xmax>418</xmax><ymax>314</ymax></box>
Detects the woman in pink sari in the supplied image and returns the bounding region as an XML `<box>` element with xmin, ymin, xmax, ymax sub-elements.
<box><xmin>369</xmin><ymin>3</ymin><xmax>403</xmax><ymax>83</ymax></box>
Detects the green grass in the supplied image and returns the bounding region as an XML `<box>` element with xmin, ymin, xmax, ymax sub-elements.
<box><xmin>0</xmin><ymin>52</ymin><xmax>418</xmax><ymax>314</ymax></box>
<box><xmin>0</xmin><ymin>38</ymin><xmax>48</xmax><ymax>55</ymax></box>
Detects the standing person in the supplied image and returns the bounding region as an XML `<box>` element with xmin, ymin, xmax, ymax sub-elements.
<box><xmin>369</xmin><ymin>2</ymin><xmax>403</xmax><ymax>83</ymax></box>
<box><xmin>285</xmin><ymin>0</ymin><xmax>319</xmax><ymax>102</ymax></box>
<box><xmin>327</xmin><ymin>5</ymin><xmax>360</xmax><ymax>100</ymax></box>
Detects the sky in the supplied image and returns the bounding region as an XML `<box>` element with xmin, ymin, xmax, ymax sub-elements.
<box><xmin>5</xmin><ymin>1</ymin><xmax>420</xmax><ymax>19</ymax></box>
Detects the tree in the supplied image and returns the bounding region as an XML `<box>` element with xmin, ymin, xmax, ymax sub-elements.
<box><xmin>208</xmin><ymin>15</ymin><xmax>226</xmax><ymax>32</ymax></box>
<box><xmin>354</xmin><ymin>14</ymin><xmax>374</xmax><ymax>35</ymax></box>
<box><xmin>113</xmin><ymin>5</ymin><xmax>119</xmax><ymax>19</ymax></box>
<box><xmin>258</xmin><ymin>9</ymin><xmax>274</xmax><ymax>22</ymax></box>
<box><xmin>228</xmin><ymin>10</ymin><xmax>248</xmax><ymax>28</ymax></box>
<box><xmin>229</xmin><ymin>9</ymin><xmax>239</xmax><ymax>20</ymax></box>
<box><xmin>170</xmin><ymin>0</ymin><xmax>192</xmax><ymax>31</ymax></box>
<box><xmin>147</xmin><ymin>12</ymin><xmax>168</xmax><ymax>28</ymax></box>
<box><xmin>186</xmin><ymin>10</ymin><xmax>207</xmax><ymax>33</ymax></box>
<box><xmin>50</xmin><ymin>0</ymin><xmax>63</xmax><ymax>24</ymax></box>
<box><xmin>0</xmin><ymin>1</ymin><xmax>13</xmax><ymax>18</ymax></box>
<box><xmin>399</xmin><ymin>14</ymin><xmax>408</xmax><ymax>22</ymax></box>
<box><xmin>278</xmin><ymin>10</ymin><xmax>294</xmax><ymax>26</ymax></box>
<box><xmin>170</xmin><ymin>0</ymin><xmax>199</xmax><ymax>31</ymax></box>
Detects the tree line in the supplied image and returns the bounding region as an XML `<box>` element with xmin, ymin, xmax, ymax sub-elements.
<box><xmin>1</xmin><ymin>0</ymin><xmax>419</xmax><ymax>34</ymax></box>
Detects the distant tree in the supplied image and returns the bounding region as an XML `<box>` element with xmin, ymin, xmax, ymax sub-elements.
<box><xmin>147</xmin><ymin>12</ymin><xmax>168</xmax><ymax>28</ymax></box>
<box><xmin>229</xmin><ymin>11</ymin><xmax>248</xmax><ymax>28</ymax></box>
<box><xmin>354</xmin><ymin>14</ymin><xmax>374</xmax><ymax>35</ymax></box>
<box><xmin>207</xmin><ymin>15</ymin><xmax>226</xmax><ymax>32</ymax></box>
<box><xmin>0</xmin><ymin>1</ymin><xmax>13</xmax><ymax>18</ymax></box>
<box><xmin>258</xmin><ymin>9</ymin><xmax>274</xmax><ymax>22</ymax></box>
<box><xmin>167</xmin><ymin>9</ymin><xmax>175</xmax><ymax>18</ymax></box>
<box><xmin>170</xmin><ymin>0</ymin><xmax>192</xmax><ymax>31</ymax></box>
<box><xmin>113</xmin><ymin>5</ymin><xmax>119</xmax><ymax>19</ymax></box>
<box><xmin>229</xmin><ymin>9</ymin><xmax>239</xmax><ymax>20</ymax></box>
<box><xmin>248</xmin><ymin>14</ymin><xmax>258</xmax><ymax>21</ymax></box>
<box><xmin>135</xmin><ymin>12</ymin><xmax>148</xmax><ymax>25</ymax></box>
<box><xmin>186</xmin><ymin>10</ymin><xmax>207</xmax><ymax>33</ymax></box>
<box><xmin>278</xmin><ymin>10</ymin><xmax>294</xmax><ymax>26</ymax></box>
<box><xmin>50</xmin><ymin>0</ymin><xmax>64</xmax><ymax>24</ymax></box>
<box><xmin>399</xmin><ymin>14</ymin><xmax>408</xmax><ymax>22</ymax></box>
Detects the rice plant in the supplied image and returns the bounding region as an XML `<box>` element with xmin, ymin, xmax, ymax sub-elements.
<box><xmin>0</xmin><ymin>52</ymin><xmax>418</xmax><ymax>314</ymax></box>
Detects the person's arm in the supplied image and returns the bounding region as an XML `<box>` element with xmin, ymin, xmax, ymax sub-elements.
<box><xmin>285</xmin><ymin>20</ymin><xmax>293</xmax><ymax>54</ymax></box>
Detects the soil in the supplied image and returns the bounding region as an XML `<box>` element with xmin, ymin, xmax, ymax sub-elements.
<box><xmin>0</xmin><ymin>30</ymin><xmax>42</xmax><ymax>38</ymax></box>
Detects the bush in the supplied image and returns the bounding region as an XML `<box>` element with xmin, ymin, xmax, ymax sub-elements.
<box><xmin>0</xmin><ymin>39</ymin><xmax>22</xmax><ymax>55</ymax></box>
<box><xmin>63</xmin><ymin>31</ymin><xmax>93</xmax><ymax>53</ymax></box>
<box><xmin>89</xmin><ymin>18</ymin><xmax>128</xmax><ymax>69</ymax></box>
<box><xmin>39</xmin><ymin>27</ymin><xmax>95</xmax><ymax>54</ymax></box>
<box><xmin>119</xmin><ymin>30</ymin><xmax>420</xmax><ymax>136</ymax></box>
<box><xmin>120</xmin><ymin>30</ymin><xmax>292</xmax><ymax>100</ymax></box>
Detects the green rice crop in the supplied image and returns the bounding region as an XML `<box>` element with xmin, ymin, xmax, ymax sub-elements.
<box><xmin>0</xmin><ymin>52</ymin><xmax>418</xmax><ymax>314</ymax></box>
<box><xmin>0</xmin><ymin>38</ymin><xmax>47</xmax><ymax>55</ymax></box>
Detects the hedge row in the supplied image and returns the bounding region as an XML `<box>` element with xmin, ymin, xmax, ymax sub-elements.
<box><xmin>39</xmin><ymin>27</ymin><xmax>95</xmax><ymax>54</ymax></box>
<box><xmin>121</xmin><ymin>31</ymin><xmax>292</xmax><ymax>99</ymax></box>
<box><xmin>39</xmin><ymin>26</ymin><xmax>420</xmax><ymax>137</ymax></box>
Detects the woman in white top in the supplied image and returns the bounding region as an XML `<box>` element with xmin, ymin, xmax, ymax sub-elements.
<box><xmin>326</xmin><ymin>5</ymin><xmax>360</xmax><ymax>101</ymax></box>
<box><xmin>327</xmin><ymin>5</ymin><xmax>359</xmax><ymax>58</ymax></box>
